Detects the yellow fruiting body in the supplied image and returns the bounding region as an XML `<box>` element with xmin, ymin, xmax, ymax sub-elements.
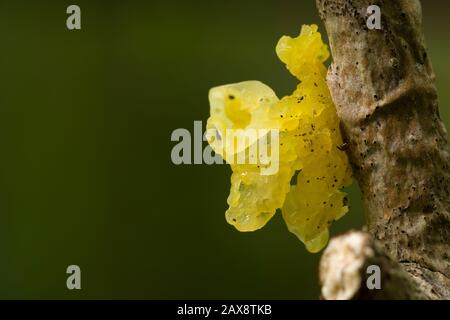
<box><xmin>206</xmin><ymin>24</ymin><xmax>352</xmax><ymax>252</ymax></box>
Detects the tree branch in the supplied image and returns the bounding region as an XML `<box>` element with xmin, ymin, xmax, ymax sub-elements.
<box><xmin>316</xmin><ymin>0</ymin><xmax>450</xmax><ymax>299</ymax></box>
<box><xmin>320</xmin><ymin>231</ymin><xmax>442</xmax><ymax>299</ymax></box>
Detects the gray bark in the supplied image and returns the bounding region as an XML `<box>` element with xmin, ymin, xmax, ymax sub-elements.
<box><xmin>316</xmin><ymin>0</ymin><xmax>450</xmax><ymax>299</ymax></box>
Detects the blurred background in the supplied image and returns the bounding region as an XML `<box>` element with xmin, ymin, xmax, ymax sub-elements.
<box><xmin>0</xmin><ymin>0</ymin><xmax>448</xmax><ymax>299</ymax></box>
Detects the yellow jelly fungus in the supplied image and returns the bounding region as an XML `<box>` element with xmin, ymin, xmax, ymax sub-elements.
<box><xmin>206</xmin><ymin>24</ymin><xmax>353</xmax><ymax>252</ymax></box>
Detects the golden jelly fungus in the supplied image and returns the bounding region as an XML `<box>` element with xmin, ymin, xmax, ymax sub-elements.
<box><xmin>206</xmin><ymin>25</ymin><xmax>352</xmax><ymax>252</ymax></box>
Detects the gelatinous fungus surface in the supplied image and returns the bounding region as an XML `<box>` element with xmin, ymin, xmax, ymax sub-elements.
<box><xmin>207</xmin><ymin>25</ymin><xmax>353</xmax><ymax>252</ymax></box>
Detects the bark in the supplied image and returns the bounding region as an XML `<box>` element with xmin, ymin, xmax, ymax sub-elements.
<box><xmin>316</xmin><ymin>0</ymin><xmax>450</xmax><ymax>299</ymax></box>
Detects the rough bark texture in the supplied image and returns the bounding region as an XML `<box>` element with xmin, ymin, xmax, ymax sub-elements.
<box><xmin>320</xmin><ymin>231</ymin><xmax>430</xmax><ymax>299</ymax></box>
<box><xmin>316</xmin><ymin>0</ymin><xmax>450</xmax><ymax>299</ymax></box>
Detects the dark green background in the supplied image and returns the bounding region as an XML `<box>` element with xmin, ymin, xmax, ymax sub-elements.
<box><xmin>0</xmin><ymin>1</ymin><xmax>448</xmax><ymax>299</ymax></box>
